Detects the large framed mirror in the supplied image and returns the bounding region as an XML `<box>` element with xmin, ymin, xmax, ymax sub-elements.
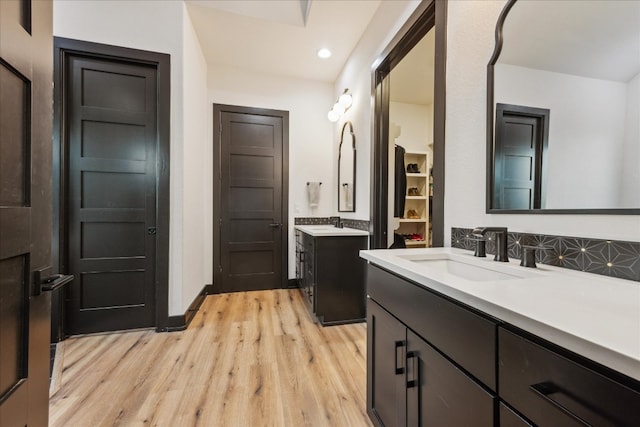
<box><xmin>338</xmin><ymin>121</ymin><xmax>356</xmax><ymax>212</ymax></box>
<box><xmin>487</xmin><ymin>0</ymin><xmax>640</xmax><ymax>214</ymax></box>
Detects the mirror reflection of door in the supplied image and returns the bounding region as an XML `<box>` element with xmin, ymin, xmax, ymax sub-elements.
<box><xmin>490</xmin><ymin>0</ymin><xmax>640</xmax><ymax>211</ymax></box>
<box><xmin>338</xmin><ymin>121</ymin><xmax>356</xmax><ymax>212</ymax></box>
<box><xmin>493</xmin><ymin>103</ymin><xmax>549</xmax><ymax>210</ymax></box>
<box><xmin>387</xmin><ymin>29</ymin><xmax>435</xmax><ymax>248</ymax></box>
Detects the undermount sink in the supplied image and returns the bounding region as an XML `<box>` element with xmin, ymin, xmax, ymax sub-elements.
<box><xmin>398</xmin><ymin>253</ymin><xmax>541</xmax><ymax>282</ymax></box>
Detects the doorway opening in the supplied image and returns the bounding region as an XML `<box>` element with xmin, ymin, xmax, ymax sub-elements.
<box><xmin>371</xmin><ymin>0</ymin><xmax>447</xmax><ymax>249</ymax></box>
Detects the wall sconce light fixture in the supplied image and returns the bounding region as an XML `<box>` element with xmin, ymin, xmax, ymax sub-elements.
<box><xmin>327</xmin><ymin>89</ymin><xmax>353</xmax><ymax>122</ymax></box>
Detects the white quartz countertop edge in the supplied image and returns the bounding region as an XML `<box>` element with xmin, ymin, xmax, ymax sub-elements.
<box><xmin>295</xmin><ymin>224</ymin><xmax>369</xmax><ymax>237</ymax></box>
<box><xmin>360</xmin><ymin>247</ymin><xmax>640</xmax><ymax>382</ymax></box>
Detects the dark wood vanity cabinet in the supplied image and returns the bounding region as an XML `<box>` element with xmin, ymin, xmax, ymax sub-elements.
<box><xmin>366</xmin><ymin>264</ymin><xmax>640</xmax><ymax>427</ymax></box>
<box><xmin>367</xmin><ymin>265</ymin><xmax>496</xmax><ymax>427</ymax></box>
<box><xmin>295</xmin><ymin>230</ymin><xmax>367</xmax><ymax>325</ymax></box>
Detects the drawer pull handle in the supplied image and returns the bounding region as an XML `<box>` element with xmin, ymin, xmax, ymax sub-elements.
<box><xmin>406</xmin><ymin>351</ymin><xmax>418</xmax><ymax>388</ymax></box>
<box><xmin>529</xmin><ymin>382</ymin><xmax>592</xmax><ymax>426</ymax></box>
<box><xmin>395</xmin><ymin>340</ymin><xmax>405</xmax><ymax>375</ymax></box>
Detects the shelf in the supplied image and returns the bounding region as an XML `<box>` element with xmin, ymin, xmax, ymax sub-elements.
<box><xmin>401</xmin><ymin>149</ymin><xmax>430</xmax><ymax>248</ymax></box>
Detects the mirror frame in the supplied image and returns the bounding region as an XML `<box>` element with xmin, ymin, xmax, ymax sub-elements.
<box><xmin>486</xmin><ymin>0</ymin><xmax>640</xmax><ymax>215</ymax></box>
<box><xmin>338</xmin><ymin>121</ymin><xmax>356</xmax><ymax>212</ymax></box>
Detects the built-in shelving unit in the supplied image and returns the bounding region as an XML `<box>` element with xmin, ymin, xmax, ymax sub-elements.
<box><xmin>399</xmin><ymin>150</ymin><xmax>432</xmax><ymax>247</ymax></box>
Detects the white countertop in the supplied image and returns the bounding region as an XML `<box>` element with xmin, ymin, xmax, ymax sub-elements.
<box><xmin>360</xmin><ymin>247</ymin><xmax>640</xmax><ymax>381</ymax></box>
<box><xmin>295</xmin><ymin>224</ymin><xmax>369</xmax><ymax>237</ymax></box>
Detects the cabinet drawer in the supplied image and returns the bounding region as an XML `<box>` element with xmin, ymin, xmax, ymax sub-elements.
<box><xmin>367</xmin><ymin>265</ymin><xmax>497</xmax><ymax>390</ymax></box>
<box><xmin>499</xmin><ymin>328</ymin><xmax>640</xmax><ymax>427</ymax></box>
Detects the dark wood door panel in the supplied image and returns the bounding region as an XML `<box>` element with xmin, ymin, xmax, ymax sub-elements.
<box><xmin>65</xmin><ymin>54</ymin><xmax>157</xmax><ymax>334</ymax></box>
<box><xmin>1</xmin><ymin>0</ymin><xmax>53</xmax><ymax>424</ymax></box>
<box><xmin>0</xmin><ymin>62</ymin><xmax>29</xmax><ymax>207</ymax></box>
<box><xmin>0</xmin><ymin>255</ymin><xmax>28</xmax><ymax>397</ymax></box>
<box><xmin>216</xmin><ymin>106</ymin><xmax>287</xmax><ymax>293</ymax></box>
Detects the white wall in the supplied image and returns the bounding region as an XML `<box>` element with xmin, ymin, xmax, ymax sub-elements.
<box><xmin>444</xmin><ymin>0</ymin><xmax>640</xmax><ymax>243</ymax></box>
<box><xmin>495</xmin><ymin>64</ymin><xmax>627</xmax><ymax>209</ymax></box>
<box><xmin>181</xmin><ymin>5</ymin><xmax>208</xmax><ymax>313</ymax></box>
<box><xmin>206</xmin><ymin>65</ymin><xmax>334</xmax><ymax>280</ymax></box>
<box><xmin>390</xmin><ymin>102</ymin><xmax>433</xmax><ymax>151</ymax></box>
<box><xmin>54</xmin><ymin>0</ymin><xmax>208</xmax><ymax>315</ymax></box>
<box><xmin>621</xmin><ymin>72</ymin><xmax>640</xmax><ymax>207</ymax></box>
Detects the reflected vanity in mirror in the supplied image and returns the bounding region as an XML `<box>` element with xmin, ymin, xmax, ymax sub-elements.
<box><xmin>487</xmin><ymin>0</ymin><xmax>640</xmax><ymax>213</ymax></box>
<box><xmin>338</xmin><ymin>121</ymin><xmax>356</xmax><ymax>212</ymax></box>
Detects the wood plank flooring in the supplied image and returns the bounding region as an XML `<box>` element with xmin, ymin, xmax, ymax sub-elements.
<box><xmin>49</xmin><ymin>289</ymin><xmax>373</xmax><ymax>427</ymax></box>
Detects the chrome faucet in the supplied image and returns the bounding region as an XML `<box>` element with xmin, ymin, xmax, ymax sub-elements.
<box><xmin>472</xmin><ymin>227</ymin><xmax>509</xmax><ymax>262</ymax></box>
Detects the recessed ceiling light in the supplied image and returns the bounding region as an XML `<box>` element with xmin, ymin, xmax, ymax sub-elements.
<box><xmin>317</xmin><ymin>48</ymin><xmax>332</xmax><ymax>59</ymax></box>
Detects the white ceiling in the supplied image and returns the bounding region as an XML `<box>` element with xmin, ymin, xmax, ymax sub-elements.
<box><xmin>499</xmin><ymin>0</ymin><xmax>640</xmax><ymax>83</ymax></box>
<box><xmin>185</xmin><ymin>0</ymin><xmax>382</xmax><ymax>82</ymax></box>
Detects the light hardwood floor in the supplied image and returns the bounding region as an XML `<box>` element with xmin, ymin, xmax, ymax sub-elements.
<box><xmin>49</xmin><ymin>289</ymin><xmax>373</xmax><ymax>427</ymax></box>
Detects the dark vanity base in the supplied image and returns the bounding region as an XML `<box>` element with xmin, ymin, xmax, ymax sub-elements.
<box><xmin>296</xmin><ymin>231</ymin><xmax>367</xmax><ymax>326</ymax></box>
<box><xmin>366</xmin><ymin>263</ymin><xmax>640</xmax><ymax>427</ymax></box>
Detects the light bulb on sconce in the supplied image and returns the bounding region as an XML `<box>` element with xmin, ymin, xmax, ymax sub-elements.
<box><xmin>338</xmin><ymin>92</ymin><xmax>352</xmax><ymax>109</ymax></box>
<box><xmin>327</xmin><ymin>88</ymin><xmax>352</xmax><ymax>121</ymax></box>
<box><xmin>332</xmin><ymin>103</ymin><xmax>346</xmax><ymax>116</ymax></box>
<box><xmin>327</xmin><ymin>110</ymin><xmax>340</xmax><ymax>122</ymax></box>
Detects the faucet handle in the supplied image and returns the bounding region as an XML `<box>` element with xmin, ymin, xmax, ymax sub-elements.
<box><xmin>467</xmin><ymin>236</ymin><xmax>487</xmax><ymax>257</ymax></box>
<box><xmin>520</xmin><ymin>245</ymin><xmax>551</xmax><ymax>268</ymax></box>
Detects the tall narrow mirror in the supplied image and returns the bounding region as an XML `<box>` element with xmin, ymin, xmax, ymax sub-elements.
<box><xmin>338</xmin><ymin>121</ymin><xmax>356</xmax><ymax>212</ymax></box>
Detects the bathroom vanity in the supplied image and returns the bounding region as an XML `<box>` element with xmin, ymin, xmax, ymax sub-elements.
<box><xmin>360</xmin><ymin>248</ymin><xmax>640</xmax><ymax>426</ymax></box>
<box><xmin>295</xmin><ymin>225</ymin><xmax>368</xmax><ymax>325</ymax></box>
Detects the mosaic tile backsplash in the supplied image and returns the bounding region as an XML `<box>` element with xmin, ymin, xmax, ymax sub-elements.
<box><xmin>451</xmin><ymin>227</ymin><xmax>640</xmax><ymax>282</ymax></box>
<box><xmin>295</xmin><ymin>217</ymin><xmax>370</xmax><ymax>232</ymax></box>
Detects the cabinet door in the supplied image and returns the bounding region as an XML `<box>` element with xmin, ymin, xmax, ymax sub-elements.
<box><xmin>367</xmin><ymin>300</ymin><xmax>407</xmax><ymax>427</ymax></box>
<box><xmin>406</xmin><ymin>330</ymin><xmax>495</xmax><ymax>426</ymax></box>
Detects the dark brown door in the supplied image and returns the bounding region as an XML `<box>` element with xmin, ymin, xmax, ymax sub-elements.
<box><xmin>1</xmin><ymin>0</ymin><xmax>53</xmax><ymax>425</ymax></box>
<box><xmin>214</xmin><ymin>105</ymin><xmax>288</xmax><ymax>293</ymax></box>
<box><xmin>64</xmin><ymin>55</ymin><xmax>158</xmax><ymax>334</ymax></box>
<box><xmin>494</xmin><ymin>103</ymin><xmax>550</xmax><ymax>210</ymax></box>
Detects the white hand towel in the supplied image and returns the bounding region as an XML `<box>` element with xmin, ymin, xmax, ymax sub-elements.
<box><xmin>307</xmin><ymin>182</ymin><xmax>321</xmax><ymax>208</ymax></box>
